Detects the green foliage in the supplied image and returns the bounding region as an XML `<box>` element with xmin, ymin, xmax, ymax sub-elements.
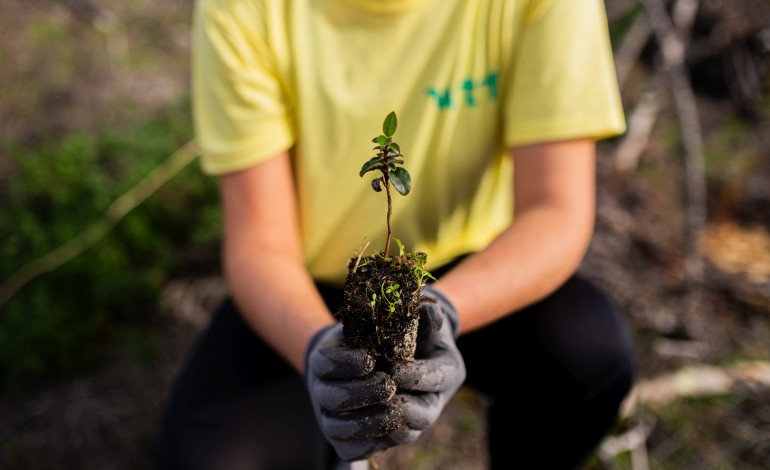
<box><xmin>395</xmin><ymin>238</ymin><xmax>405</xmax><ymax>257</ymax></box>
<box><xmin>380</xmin><ymin>281</ymin><xmax>402</xmax><ymax>316</ymax></box>
<box><xmin>412</xmin><ymin>254</ymin><xmax>437</xmax><ymax>288</ymax></box>
<box><xmin>359</xmin><ymin>111</ymin><xmax>413</xmax><ymax>256</ymax></box>
<box><xmin>391</xmin><ymin>239</ymin><xmax>435</xmax><ymax>293</ymax></box>
<box><xmin>359</xmin><ymin>111</ymin><xmax>411</xmax><ymax>196</ymax></box>
<box><xmin>0</xmin><ymin>100</ymin><xmax>221</xmax><ymax>391</ymax></box>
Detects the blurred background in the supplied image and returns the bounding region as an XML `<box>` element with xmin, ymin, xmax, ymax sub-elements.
<box><xmin>1</xmin><ymin>0</ymin><xmax>769</xmax><ymax>468</ymax></box>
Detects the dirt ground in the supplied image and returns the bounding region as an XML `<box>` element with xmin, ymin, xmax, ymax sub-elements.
<box><xmin>2</xmin><ymin>0</ymin><xmax>770</xmax><ymax>468</ymax></box>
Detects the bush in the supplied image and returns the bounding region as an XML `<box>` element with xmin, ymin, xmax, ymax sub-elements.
<box><xmin>0</xmin><ymin>100</ymin><xmax>221</xmax><ymax>391</ymax></box>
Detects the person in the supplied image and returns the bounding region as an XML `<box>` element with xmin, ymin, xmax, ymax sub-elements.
<box><xmin>158</xmin><ymin>0</ymin><xmax>637</xmax><ymax>468</ymax></box>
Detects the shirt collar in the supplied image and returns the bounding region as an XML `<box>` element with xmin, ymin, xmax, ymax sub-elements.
<box><xmin>335</xmin><ymin>0</ymin><xmax>428</xmax><ymax>14</ymax></box>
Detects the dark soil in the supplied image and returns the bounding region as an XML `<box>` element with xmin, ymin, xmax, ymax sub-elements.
<box><xmin>336</xmin><ymin>252</ymin><xmax>426</xmax><ymax>366</ymax></box>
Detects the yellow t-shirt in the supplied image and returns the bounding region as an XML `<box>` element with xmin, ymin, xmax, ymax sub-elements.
<box><xmin>193</xmin><ymin>0</ymin><xmax>627</xmax><ymax>285</ymax></box>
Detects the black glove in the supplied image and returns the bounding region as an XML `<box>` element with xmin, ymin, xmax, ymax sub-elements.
<box><xmin>390</xmin><ymin>285</ymin><xmax>466</xmax><ymax>437</ymax></box>
<box><xmin>304</xmin><ymin>322</ymin><xmax>408</xmax><ymax>461</ymax></box>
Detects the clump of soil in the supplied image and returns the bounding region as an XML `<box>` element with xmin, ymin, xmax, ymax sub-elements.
<box><xmin>335</xmin><ymin>251</ymin><xmax>428</xmax><ymax>366</ymax></box>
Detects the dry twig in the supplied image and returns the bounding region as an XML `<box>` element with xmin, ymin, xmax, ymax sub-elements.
<box><xmin>615</xmin><ymin>86</ymin><xmax>661</xmax><ymax>173</ymax></box>
<box><xmin>641</xmin><ymin>0</ymin><xmax>706</xmax><ymax>286</ymax></box>
<box><xmin>621</xmin><ymin>360</ymin><xmax>770</xmax><ymax>418</ymax></box>
<box><xmin>613</xmin><ymin>0</ymin><xmax>700</xmax><ymax>173</ymax></box>
<box><xmin>615</xmin><ymin>11</ymin><xmax>654</xmax><ymax>89</ymax></box>
<box><xmin>0</xmin><ymin>140</ymin><xmax>200</xmax><ymax>308</ymax></box>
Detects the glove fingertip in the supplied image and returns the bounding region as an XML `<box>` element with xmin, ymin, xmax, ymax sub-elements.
<box><xmin>386</xmin><ymin>426</ymin><xmax>422</xmax><ymax>446</ymax></box>
<box><xmin>418</xmin><ymin>302</ymin><xmax>444</xmax><ymax>332</ymax></box>
<box><xmin>304</xmin><ymin>324</ymin><xmax>337</xmax><ymax>369</ymax></box>
<box><xmin>312</xmin><ymin>348</ymin><xmax>376</xmax><ymax>379</ymax></box>
<box><xmin>391</xmin><ymin>362</ymin><xmax>421</xmax><ymax>389</ymax></box>
<box><xmin>421</xmin><ymin>286</ymin><xmax>460</xmax><ymax>337</ymax></box>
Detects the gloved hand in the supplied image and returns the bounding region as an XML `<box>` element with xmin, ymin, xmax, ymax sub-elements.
<box><xmin>390</xmin><ymin>285</ymin><xmax>466</xmax><ymax>439</ymax></box>
<box><xmin>304</xmin><ymin>322</ymin><xmax>408</xmax><ymax>461</ymax></box>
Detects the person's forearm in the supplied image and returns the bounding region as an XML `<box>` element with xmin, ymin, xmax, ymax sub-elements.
<box><xmin>225</xmin><ymin>249</ymin><xmax>335</xmax><ymax>373</ymax></box>
<box><xmin>218</xmin><ymin>153</ymin><xmax>335</xmax><ymax>374</ymax></box>
<box><xmin>435</xmin><ymin>203</ymin><xmax>594</xmax><ymax>335</ymax></box>
<box><xmin>436</xmin><ymin>138</ymin><xmax>596</xmax><ymax>334</ymax></box>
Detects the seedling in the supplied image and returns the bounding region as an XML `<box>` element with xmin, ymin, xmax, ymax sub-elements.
<box><xmin>337</xmin><ymin>111</ymin><xmax>433</xmax><ymax>364</ymax></box>
<box><xmin>380</xmin><ymin>281</ymin><xmax>401</xmax><ymax>316</ymax></box>
<box><xmin>359</xmin><ymin>111</ymin><xmax>411</xmax><ymax>257</ymax></box>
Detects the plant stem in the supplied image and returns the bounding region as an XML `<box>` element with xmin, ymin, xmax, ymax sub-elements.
<box><xmin>351</xmin><ymin>241</ymin><xmax>370</xmax><ymax>273</ymax></box>
<box><xmin>384</xmin><ymin>170</ymin><xmax>393</xmax><ymax>256</ymax></box>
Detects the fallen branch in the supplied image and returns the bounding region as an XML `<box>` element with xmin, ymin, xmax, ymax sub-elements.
<box><xmin>620</xmin><ymin>360</ymin><xmax>770</xmax><ymax>418</ymax></box>
<box><xmin>600</xmin><ymin>418</ymin><xmax>655</xmax><ymax>470</ymax></box>
<box><xmin>0</xmin><ymin>139</ymin><xmax>200</xmax><ymax>308</ymax></box>
<box><xmin>614</xmin><ymin>86</ymin><xmax>661</xmax><ymax>173</ymax></box>
<box><xmin>671</xmin><ymin>0</ymin><xmax>699</xmax><ymax>39</ymax></box>
<box><xmin>613</xmin><ymin>0</ymin><xmax>702</xmax><ymax>173</ymax></box>
<box><xmin>604</xmin><ymin>362</ymin><xmax>769</xmax><ymax>463</ymax></box>
<box><xmin>641</xmin><ymin>0</ymin><xmax>707</xmax><ymax>293</ymax></box>
<box><xmin>615</xmin><ymin>11</ymin><xmax>654</xmax><ymax>89</ymax></box>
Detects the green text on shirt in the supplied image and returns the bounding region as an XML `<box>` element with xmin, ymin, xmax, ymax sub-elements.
<box><xmin>426</xmin><ymin>71</ymin><xmax>499</xmax><ymax>110</ymax></box>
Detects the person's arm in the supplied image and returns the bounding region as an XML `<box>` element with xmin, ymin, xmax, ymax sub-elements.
<box><xmin>219</xmin><ymin>150</ymin><xmax>334</xmax><ymax>373</ymax></box>
<box><xmin>434</xmin><ymin>138</ymin><xmax>596</xmax><ymax>335</ymax></box>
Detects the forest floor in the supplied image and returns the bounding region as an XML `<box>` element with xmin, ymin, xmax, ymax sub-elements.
<box><xmin>2</xmin><ymin>0</ymin><xmax>770</xmax><ymax>469</ymax></box>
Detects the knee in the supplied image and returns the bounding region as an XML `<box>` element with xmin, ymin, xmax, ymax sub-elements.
<box><xmin>555</xmin><ymin>276</ymin><xmax>637</xmax><ymax>399</ymax></box>
<box><xmin>156</xmin><ymin>419</ymin><xmax>186</xmax><ymax>470</ymax></box>
<box><xmin>156</xmin><ymin>408</ymin><xmax>205</xmax><ymax>470</ymax></box>
<box><xmin>580</xmin><ymin>334</ymin><xmax>636</xmax><ymax>406</ymax></box>
<box><xmin>590</xmin><ymin>349</ymin><xmax>635</xmax><ymax>402</ymax></box>
<box><xmin>156</xmin><ymin>424</ymin><xmax>220</xmax><ymax>470</ymax></box>
<box><xmin>554</xmin><ymin>310</ymin><xmax>636</xmax><ymax>403</ymax></box>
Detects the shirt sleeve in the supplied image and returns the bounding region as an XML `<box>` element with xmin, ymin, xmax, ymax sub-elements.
<box><xmin>192</xmin><ymin>0</ymin><xmax>294</xmax><ymax>175</ymax></box>
<box><xmin>504</xmin><ymin>0</ymin><xmax>627</xmax><ymax>147</ymax></box>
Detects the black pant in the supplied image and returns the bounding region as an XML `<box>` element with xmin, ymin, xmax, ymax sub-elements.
<box><xmin>157</xmin><ymin>273</ymin><xmax>636</xmax><ymax>470</ymax></box>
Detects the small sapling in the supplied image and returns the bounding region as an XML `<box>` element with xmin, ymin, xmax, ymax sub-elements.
<box><xmin>336</xmin><ymin>111</ymin><xmax>434</xmax><ymax>365</ymax></box>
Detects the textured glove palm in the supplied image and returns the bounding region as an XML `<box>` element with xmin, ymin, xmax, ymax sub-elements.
<box><xmin>303</xmin><ymin>323</ymin><xmax>408</xmax><ymax>461</ymax></box>
<box><xmin>390</xmin><ymin>285</ymin><xmax>466</xmax><ymax>440</ymax></box>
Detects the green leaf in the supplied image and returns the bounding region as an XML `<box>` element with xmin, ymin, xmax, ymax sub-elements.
<box><xmin>383</xmin><ymin>112</ymin><xmax>397</xmax><ymax>137</ymax></box>
<box><xmin>359</xmin><ymin>156</ymin><xmax>383</xmax><ymax>177</ymax></box>
<box><xmin>377</xmin><ymin>135</ymin><xmax>388</xmax><ymax>146</ymax></box>
<box><xmin>389</xmin><ymin>167</ymin><xmax>411</xmax><ymax>195</ymax></box>
<box><xmin>394</xmin><ymin>238</ymin><xmax>404</xmax><ymax>256</ymax></box>
<box><xmin>411</xmin><ymin>251</ymin><xmax>428</xmax><ymax>265</ymax></box>
<box><xmin>390</xmin><ymin>142</ymin><xmax>400</xmax><ymax>153</ymax></box>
